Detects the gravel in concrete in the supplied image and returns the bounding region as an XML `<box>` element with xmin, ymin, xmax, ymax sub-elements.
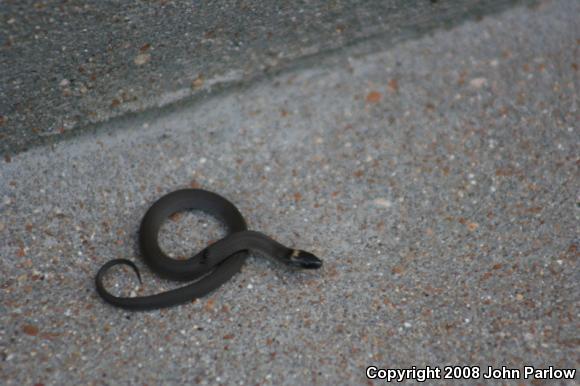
<box><xmin>1</xmin><ymin>0</ymin><xmax>578</xmax><ymax>384</ymax></box>
<box><xmin>1</xmin><ymin>0</ymin><xmax>534</xmax><ymax>155</ymax></box>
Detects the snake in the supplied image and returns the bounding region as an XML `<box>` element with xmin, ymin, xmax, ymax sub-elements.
<box><xmin>95</xmin><ymin>189</ymin><xmax>322</xmax><ymax>310</ymax></box>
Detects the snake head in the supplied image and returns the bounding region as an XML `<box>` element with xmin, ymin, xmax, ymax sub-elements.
<box><xmin>287</xmin><ymin>249</ymin><xmax>323</xmax><ymax>269</ymax></box>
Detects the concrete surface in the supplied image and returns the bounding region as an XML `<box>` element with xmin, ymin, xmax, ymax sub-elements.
<box><xmin>1</xmin><ymin>0</ymin><xmax>579</xmax><ymax>384</ymax></box>
<box><xmin>0</xmin><ymin>0</ymin><xmax>535</xmax><ymax>156</ymax></box>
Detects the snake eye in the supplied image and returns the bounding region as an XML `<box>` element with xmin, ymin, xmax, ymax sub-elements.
<box><xmin>288</xmin><ymin>250</ymin><xmax>323</xmax><ymax>269</ymax></box>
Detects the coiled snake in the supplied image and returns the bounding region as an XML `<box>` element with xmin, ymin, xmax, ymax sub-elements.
<box><xmin>95</xmin><ymin>189</ymin><xmax>322</xmax><ymax>310</ymax></box>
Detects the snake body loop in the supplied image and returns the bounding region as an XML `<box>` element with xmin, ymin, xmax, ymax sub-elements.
<box><xmin>95</xmin><ymin>189</ymin><xmax>322</xmax><ymax>310</ymax></box>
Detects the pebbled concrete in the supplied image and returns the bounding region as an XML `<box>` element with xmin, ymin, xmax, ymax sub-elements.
<box><xmin>0</xmin><ymin>0</ymin><xmax>535</xmax><ymax>155</ymax></box>
<box><xmin>0</xmin><ymin>0</ymin><xmax>579</xmax><ymax>385</ymax></box>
